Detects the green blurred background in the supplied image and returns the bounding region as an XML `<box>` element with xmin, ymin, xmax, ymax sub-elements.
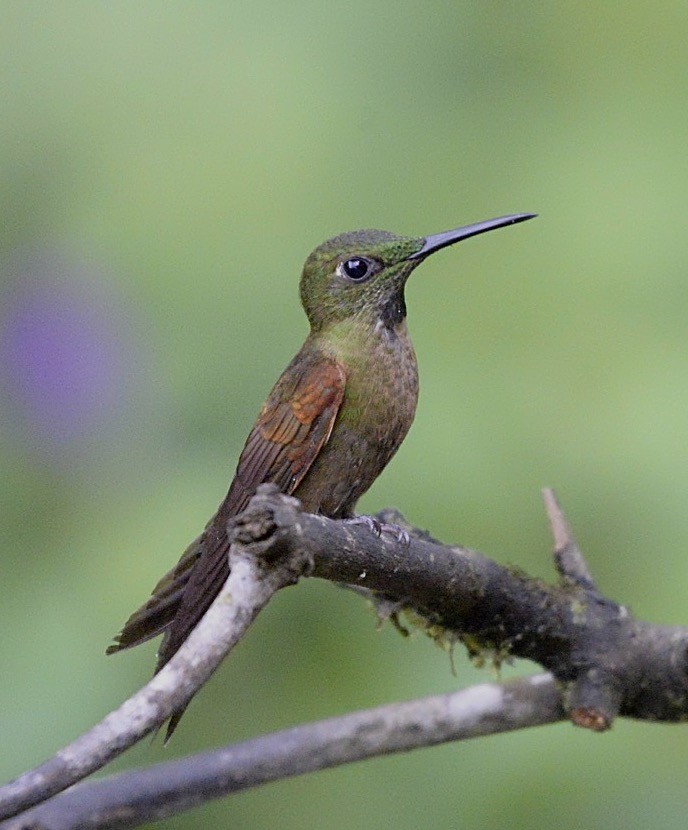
<box><xmin>2</xmin><ymin>2</ymin><xmax>688</xmax><ymax>827</ymax></box>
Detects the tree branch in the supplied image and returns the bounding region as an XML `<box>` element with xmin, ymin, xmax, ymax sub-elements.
<box><xmin>2</xmin><ymin>484</ymin><xmax>688</xmax><ymax>826</ymax></box>
<box><xmin>1</xmin><ymin>675</ymin><xmax>564</xmax><ymax>830</ymax></box>
<box><xmin>0</xmin><ymin>493</ymin><xmax>312</xmax><ymax>821</ymax></box>
<box><xmin>294</xmin><ymin>489</ymin><xmax>688</xmax><ymax>728</ymax></box>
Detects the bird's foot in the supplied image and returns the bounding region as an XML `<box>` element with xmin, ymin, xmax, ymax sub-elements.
<box><xmin>344</xmin><ymin>515</ymin><xmax>410</xmax><ymax>546</ymax></box>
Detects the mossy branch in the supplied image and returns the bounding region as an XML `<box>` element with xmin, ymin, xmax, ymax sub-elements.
<box><xmin>2</xmin><ymin>484</ymin><xmax>688</xmax><ymax>828</ymax></box>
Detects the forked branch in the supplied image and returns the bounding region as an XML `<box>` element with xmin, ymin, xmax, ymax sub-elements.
<box><xmin>2</xmin><ymin>485</ymin><xmax>688</xmax><ymax>829</ymax></box>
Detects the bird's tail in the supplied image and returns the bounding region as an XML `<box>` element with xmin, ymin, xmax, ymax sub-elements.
<box><xmin>106</xmin><ymin>534</ymin><xmax>204</xmax><ymax>655</ymax></box>
<box><xmin>107</xmin><ymin>529</ymin><xmax>232</xmax><ymax>741</ymax></box>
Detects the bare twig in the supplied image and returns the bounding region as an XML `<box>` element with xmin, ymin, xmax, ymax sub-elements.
<box><xmin>1</xmin><ymin>675</ymin><xmax>564</xmax><ymax>830</ymax></box>
<box><xmin>542</xmin><ymin>488</ymin><xmax>596</xmax><ymax>590</ymax></box>
<box><xmin>0</xmin><ymin>493</ymin><xmax>311</xmax><ymax>822</ymax></box>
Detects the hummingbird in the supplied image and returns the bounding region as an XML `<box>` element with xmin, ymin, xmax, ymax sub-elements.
<box><xmin>108</xmin><ymin>212</ymin><xmax>535</xmax><ymax>738</ymax></box>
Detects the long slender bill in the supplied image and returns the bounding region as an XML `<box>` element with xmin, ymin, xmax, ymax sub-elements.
<box><xmin>408</xmin><ymin>213</ymin><xmax>536</xmax><ymax>260</ymax></box>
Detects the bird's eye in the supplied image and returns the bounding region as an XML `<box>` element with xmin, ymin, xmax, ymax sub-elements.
<box><xmin>338</xmin><ymin>257</ymin><xmax>372</xmax><ymax>282</ymax></box>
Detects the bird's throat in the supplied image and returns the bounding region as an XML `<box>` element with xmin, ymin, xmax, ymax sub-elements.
<box><xmin>379</xmin><ymin>290</ymin><xmax>407</xmax><ymax>332</ymax></box>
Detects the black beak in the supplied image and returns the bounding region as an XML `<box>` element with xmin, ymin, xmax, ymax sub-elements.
<box><xmin>408</xmin><ymin>213</ymin><xmax>536</xmax><ymax>260</ymax></box>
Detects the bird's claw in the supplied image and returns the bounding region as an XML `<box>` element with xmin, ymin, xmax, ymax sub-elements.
<box><xmin>345</xmin><ymin>515</ymin><xmax>382</xmax><ymax>536</ymax></box>
<box><xmin>344</xmin><ymin>516</ymin><xmax>410</xmax><ymax>546</ymax></box>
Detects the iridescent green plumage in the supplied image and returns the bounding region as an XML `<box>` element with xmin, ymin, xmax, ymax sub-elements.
<box><xmin>108</xmin><ymin>214</ymin><xmax>535</xmax><ymax>739</ymax></box>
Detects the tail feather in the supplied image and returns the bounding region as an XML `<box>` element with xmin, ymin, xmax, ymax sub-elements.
<box><xmin>107</xmin><ymin>529</ymin><xmax>231</xmax><ymax>741</ymax></box>
<box><xmin>105</xmin><ymin>588</ymin><xmax>185</xmax><ymax>653</ymax></box>
<box><xmin>164</xmin><ymin>707</ymin><xmax>187</xmax><ymax>743</ymax></box>
<box><xmin>155</xmin><ymin>535</ymin><xmax>231</xmax><ymax>671</ymax></box>
<box><xmin>106</xmin><ymin>535</ymin><xmax>204</xmax><ymax>655</ymax></box>
<box><xmin>158</xmin><ymin>535</ymin><xmax>231</xmax><ymax>742</ymax></box>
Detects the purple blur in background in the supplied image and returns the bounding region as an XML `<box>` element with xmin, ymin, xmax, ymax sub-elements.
<box><xmin>0</xmin><ymin>250</ymin><xmax>152</xmax><ymax>460</ymax></box>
